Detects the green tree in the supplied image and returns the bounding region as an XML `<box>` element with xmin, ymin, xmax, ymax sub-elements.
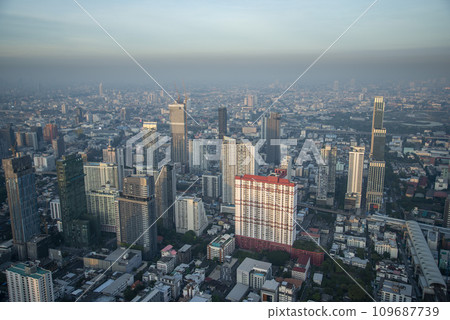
<box><xmin>182</xmin><ymin>230</ymin><xmax>197</xmax><ymax>244</ymax></box>
<box><xmin>266</xmin><ymin>250</ymin><xmax>290</xmax><ymax>266</ymax></box>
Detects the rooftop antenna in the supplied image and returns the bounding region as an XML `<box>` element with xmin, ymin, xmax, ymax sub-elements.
<box><xmin>182</xmin><ymin>80</ymin><xmax>188</xmax><ymax>104</ymax></box>
<box><xmin>174</xmin><ymin>82</ymin><xmax>180</xmax><ymax>103</ymax></box>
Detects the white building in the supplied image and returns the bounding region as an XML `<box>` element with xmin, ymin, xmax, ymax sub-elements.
<box><xmin>207</xmin><ymin>234</ymin><xmax>235</xmax><ymax>262</ymax></box>
<box><xmin>345</xmin><ymin>146</ymin><xmax>365</xmax><ymax>209</ymax></box>
<box><xmin>235</xmin><ymin>175</ymin><xmax>297</xmax><ymax>247</ymax></box>
<box><xmin>86</xmin><ymin>184</ymin><xmax>119</xmax><ymax>233</ymax></box>
<box><xmin>83</xmin><ymin>162</ymin><xmax>119</xmax><ymax>192</ymax></box>
<box><xmin>346</xmin><ymin>235</ymin><xmax>366</xmax><ymax>249</ymax></box>
<box><xmin>33</xmin><ymin>154</ymin><xmax>56</xmax><ymax>172</ymax></box>
<box><xmin>7</xmin><ymin>262</ymin><xmax>54</xmax><ymax>302</ymax></box>
<box><xmin>375</xmin><ymin>240</ymin><xmax>398</xmax><ymax>259</ymax></box>
<box><xmin>379</xmin><ymin>279</ymin><xmax>412</xmax><ymax>302</ymax></box>
<box><xmin>221</xmin><ymin>137</ymin><xmax>257</xmax><ymax>204</ymax></box>
<box><xmin>236</xmin><ymin>258</ymin><xmax>272</xmax><ymax>290</ymax></box>
<box><xmin>175</xmin><ymin>196</ymin><xmax>208</xmax><ymax>236</ymax></box>
<box><xmin>50</xmin><ymin>198</ymin><xmax>61</xmax><ymax>220</ymax></box>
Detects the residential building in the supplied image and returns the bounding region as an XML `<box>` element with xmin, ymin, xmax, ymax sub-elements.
<box><xmin>175</xmin><ymin>196</ymin><xmax>208</xmax><ymax>236</ymax></box>
<box><xmin>207</xmin><ymin>234</ymin><xmax>235</xmax><ymax>262</ymax></box>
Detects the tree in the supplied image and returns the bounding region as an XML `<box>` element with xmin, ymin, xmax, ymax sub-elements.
<box><xmin>266</xmin><ymin>250</ymin><xmax>290</xmax><ymax>266</ymax></box>
<box><xmin>355</xmin><ymin>248</ymin><xmax>365</xmax><ymax>259</ymax></box>
<box><xmin>182</xmin><ymin>230</ymin><xmax>197</xmax><ymax>244</ymax></box>
<box><xmin>348</xmin><ymin>284</ymin><xmax>370</xmax><ymax>301</ymax></box>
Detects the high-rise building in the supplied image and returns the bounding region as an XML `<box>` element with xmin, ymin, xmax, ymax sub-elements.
<box><xmin>102</xmin><ymin>141</ymin><xmax>125</xmax><ymax>190</ymax></box>
<box><xmin>202</xmin><ymin>174</ymin><xmax>222</xmax><ymax>199</ymax></box>
<box><xmin>83</xmin><ymin>162</ymin><xmax>119</xmax><ymax>192</ymax></box>
<box><xmin>367</xmin><ymin>97</ymin><xmax>387</xmax><ymax>212</ymax></box>
<box><xmin>235</xmin><ymin>175</ymin><xmax>297</xmax><ymax>251</ymax></box>
<box><xmin>50</xmin><ymin>198</ymin><xmax>61</xmax><ymax>220</ymax></box>
<box><xmin>86</xmin><ymin>184</ymin><xmax>119</xmax><ymax>233</ymax></box>
<box><xmin>266</xmin><ymin>112</ymin><xmax>281</xmax><ymax>165</ymax></box>
<box><xmin>175</xmin><ymin>196</ymin><xmax>208</xmax><ymax>236</ymax></box>
<box><xmin>52</xmin><ymin>135</ymin><xmax>65</xmax><ymax>159</ymax></box>
<box><xmin>2</xmin><ymin>155</ymin><xmax>40</xmax><ymax>260</ymax></box>
<box><xmin>444</xmin><ymin>195</ymin><xmax>450</xmax><ymax>229</ymax></box>
<box><xmin>366</xmin><ymin>161</ymin><xmax>386</xmax><ymax>212</ymax></box>
<box><xmin>7</xmin><ymin>262</ymin><xmax>54</xmax><ymax>302</ymax></box>
<box><xmin>218</xmin><ymin>107</ymin><xmax>227</xmax><ymax>139</ymax></box>
<box><xmin>316</xmin><ymin>164</ymin><xmax>329</xmax><ymax>205</ymax></box>
<box><xmin>321</xmin><ymin>145</ymin><xmax>337</xmax><ymax>198</ymax></box>
<box><xmin>221</xmin><ymin>137</ymin><xmax>257</xmax><ymax>204</ymax></box>
<box><xmin>155</xmin><ymin>164</ymin><xmax>176</xmax><ymax>229</ymax></box>
<box><xmin>75</xmin><ymin>107</ymin><xmax>84</xmax><ymax>125</ymax></box>
<box><xmin>169</xmin><ymin>102</ymin><xmax>188</xmax><ymax>168</ymax></box>
<box><xmin>43</xmin><ymin>124</ymin><xmax>58</xmax><ymax>142</ymax></box>
<box><xmin>0</xmin><ymin>124</ymin><xmax>14</xmax><ymax>159</ymax></box>
<box><xmin>116</xmin><ymin>176</ymin><xmax>157</xmax><ymax>259</ymax></box>
<box><xmin>99</xmin><ymin>82</ymin><xmax>103</xmax><ymax>97</ymax></box>
<box><xmin>345</xmin><ymin>146</ymin><xmax>365</xmax><ymax>209</ymax></box>
<box><xmin>31</xmin><ymin>126</ymin><xmax>45</xmax><ymax>150</ymax></box>
<box><xmin>207</xmin><ymin>234</ymin><xmax>235</xmax><ymax>263</ymax></box>
<box><xmin>56</xmin><ymin>154</ymin><xmax>94</xmax><ymax>247</ymax></box>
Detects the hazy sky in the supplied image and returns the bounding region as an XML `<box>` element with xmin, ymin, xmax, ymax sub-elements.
<box><xmin>1</xmin><ymin>0</ymin><xmax>449</xmax><ymax>87</ymax></box>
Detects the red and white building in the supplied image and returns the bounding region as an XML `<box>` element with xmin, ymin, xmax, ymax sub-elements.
<box><xmin>235</xmin><ymin>175</ymin><xmax>297</xmax><ymax>251</ymax></box>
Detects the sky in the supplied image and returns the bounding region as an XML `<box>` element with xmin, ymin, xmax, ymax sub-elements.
<box><xmin>0</xmin><ymin>0</ymin><xmax>449</xmax><ymax>87</ymax></box>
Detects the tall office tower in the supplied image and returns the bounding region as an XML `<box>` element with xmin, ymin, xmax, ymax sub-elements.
<box><xmin>6</xmin><ymin>262</ymin><xmax>54</xmax><ymax>302</ymax></box>
<box><xmin>116</xmin><ymin>176</ymin><xmax>157</xmax><ymax>259</ymax></box>
<box><xmin>0</xmin><ymin>124</ymin><xmax>14</xmax><ymax>159</ymax></box>
<box><xmin>86</xmin><ymin>184</ymin><xmax>119</xmax><ymax>233</ymax></box>
<box><xmin>83</xmin><ymin>162</ymin><xmax>119</xmax><ymax>191</ymax></box>
<box><xmin>31</xmin><ymin>126</ymin><xmax>45</xmax><ymax>150</ymax></box>
<box><xmin>103</xmin><ymin>139</ymin><xmax>117</xmax><ymax>163</ymax></box>
<box><xmin>202</xmin><ymin>174</ymin><xmax>222</xmax><ymax>199</ymax></box>
<box><xmin>102</xmin><ymin>141</ymin><xmax>124</xmax><ymax>190</ymax></box>
<box><xmin>366</xmin><ymin>96</ymin><xmax>387</xmax><ymax>212</ymax></box>
<box><xmin>52</xmin><ymin>135</ymin><xmax>65</xmax><ymax>159</ymax></box>
<box><xmin>169</xmin><ymin>101</ymin><xmax>188</xmax><ymax>168</ymax></box>
<box><xmin>56</xmin><ymin>154</ymin><xmax>94</xmax><ymax>247</ymax></box>
<box><xmin>15</xmin><ymin>131</ymin><xmax>25</xmax><ymax>148</ymax></box>
<box><xmin>316</xmin><ymin>165</ymin><xmax>329</xmax><ymax>205</ymax></box>
<box><xmin>218</xmin><ymin>107</ymin><xmax>227</xmax><ymax>139</ymax></box>
<box><xmin>345</xmin><ymin>146</ymin><xmax>365</xmax><ymax>209</ymax></box>
<box><xmin>61</xmin><ymin>103</ymin><xmax>67</xmax><ymax>114</ymax></box>
<box><xmin>99</xmin><ymin>82</ymin><xmax>103</xmax><ymax>96</ymax></box>
<box><xmin>444</xmin><ymin>195</ymin><xmax>450</xmax><ymax>229</ymax></box>
<box><xmin>244</xmin><ymin>94</ymin><xmax>257</xmax><ymax>107</ymax></box>
<box><xmin>120</xmin><ymin>107</ymin><xmax>128</xmax><ymax>121</ymax></box>
<box><xmin>366</xmin><ymin>161</ymin><xmax>386</xmax><ymax>212</ymax></box>
<box><xmin>155</xmin><ymin>164</ymin><xmax>176</xmax><ymax>229</ymax></box>
<box><xmin>189</xmin><ymin>139</ymin><xmax>209</xmax><ymax>173</ymax></box>
<box><xmin>235</xmin><ymin>175</ymin><xmax>297</xmax><ymax>250</ymax></box>
<box><xmin>221</xmin><ymin>137</ymin><xmax>257</xmax><ymax>204</ymax></box>
<box><xmin>280</xmin><ymin>156</ymin><xmax>292</xmax><ymax>181</ymax></box>
<box><xmin>2</xmin><ymin>155</ymin><xmax>40</xmax><ymax>260</ymax></box>
<box><xmin>75</xmin><ymin>107</ymin><xmax>84</xmax><ymax>125</ymax></box>
<box><xmin>320</xmin><ymin>145</ymin><xmax>337</xmax><ymax>202</ymax></box>
<box><xmin>25</xmin><ymin>132</ymin><xmax>39</xmax><ymax>150</ymax></box>
<box><xmin>43</xmin><ymin>124</ymin><xmax>58</xmax><ymax>142</ymax></box>
<box><xmin>174</xmin><ymin>196</ymin><xmax>208</xmax><ymax>236</ymax></box>
<box><xmin>265</xmin><ymin>112</ymin><xmax>281</xmax><ymax>165</ymax></box>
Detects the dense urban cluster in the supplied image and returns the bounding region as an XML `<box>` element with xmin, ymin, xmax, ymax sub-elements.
<box><xmin>0</xmin><ymin>79</ymin><xmax>449</xmax><ymax>302</ymax></box>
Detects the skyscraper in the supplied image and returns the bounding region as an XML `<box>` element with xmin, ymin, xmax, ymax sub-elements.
<box><xmin>7</xmin><ymin>262</ymin><xmax>54</xmax><ymax>302</ymax></box>
<box><xmin>155</xmin><ymin>164</ymin><xmax>176</xmax><ymax>229</ymax></box>
<box><xmin>175</xmin><ymin>196</ymin><xmax>208</xmax><ymax>236</ymax></box>
<box><xmin>444</xmin><ymin>195</ymin><xmax>450</xmax><ymax>229</ymax></box>
<box><xmin>83</xmin><ymin>162</ymin><xmax>119</xmax><ymax>192</ymax></box>
<box><xmin>99</xmin><ymin>82</ymin><xmax>103</xmax><ymax>97</ymax></box>
<box><xmin>86</xmin><ymin>184</ymin><xmax>119</xmax><ymax>233</ymax></box>
<box><xmin>0</xmin><ymin>124</ymin><xmax>14</xmax><ymax>159</ymax></box>
<box><xmin>266</xmin><ymin>112</ymin><xmax>281</xmax><ymax>165</ymax></box>
<box><xmin>218</xmin><ymin>107</ymin><xmax>227</xmax><ymax>139</ymax></box>
<box><xmin>116</xmin><ymin>176</ymin><xmax>157</xmax><ymax>259</ymax></box>
<box><xmin>221</xmin><ymin>137</ymin><xmax>257</xmax><ymax>204</ymax></box>
<box><xmin>345</xmin><ymin>146</ymin><xmax>365</xmax><ymax>209</ymax></box>
<box><xmin>169</xmin><ymin>101</ymin><xmax>188</xmax><ymax>168</ymax></box>
<box><xmin>2</xmin><ymin>155</ymin><xmax>40</xmax><ymax>260</ymax></box>
<box><xmin>56</xmin><ymin>154</ymin><xmax>94</xmax><ymax>247</ymax></box>
<box><xmin>43</xmin><ymin>124</ymin><xmax>58</xmax><ymax>142</ymax></box>
<box><xmin>367</xmin><ymin>96</ymin><xmax>387</xmax><ymax>212</ymax></box>
<box><xmin>52</xmin><ymin>135</ymin><xmax>65</xmax><ymax>159</ymax></box>
<box><xmin>235</xmin><ymin>175</ymin><xmax>297</xmax><ymax>251</ymax></box>
<box><xmin>320</xmin><ymin>144</ymin><xmax>337</xmax><ymax>205</ymax></box>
